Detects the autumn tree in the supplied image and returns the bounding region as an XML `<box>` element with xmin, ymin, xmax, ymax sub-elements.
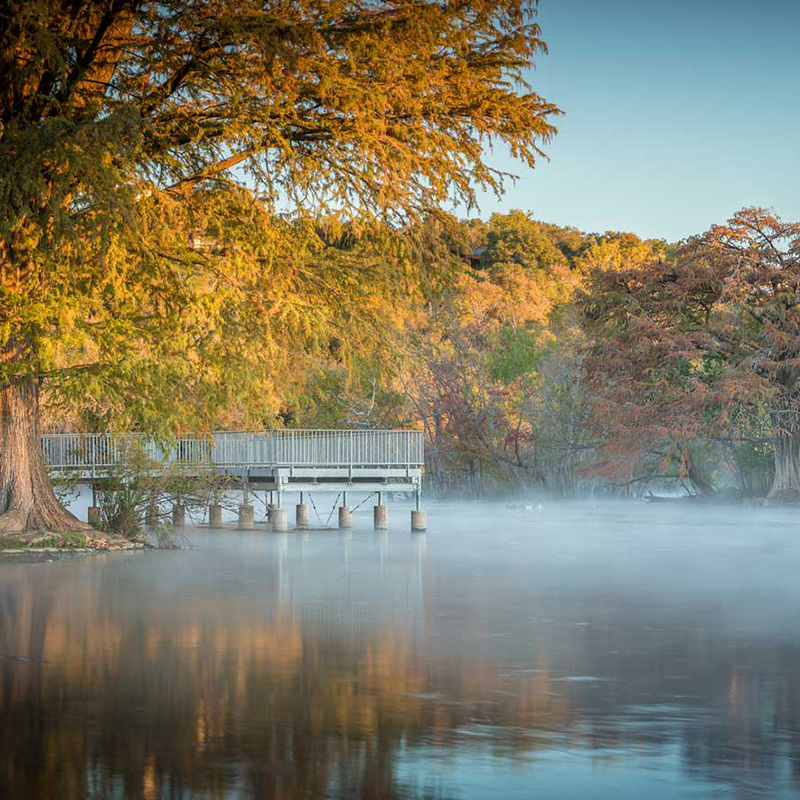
<box><xmin>581</xmin><ymin>209</ymin><xmax>800</xmax><ymax>499</ymax></box>
<box><xmin>0</xmin><ymin>0</ymin><xmax>559</xmax><ymax>532</ymax></box>
<box><xmin>399</xmin><ymin>212</ymin><xmax>591</xmax><ymax>496</ymax></box>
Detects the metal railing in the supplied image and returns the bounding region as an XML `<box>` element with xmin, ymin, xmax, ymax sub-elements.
<box><xmin>41</xmin><ymin>429</ymin><xmax>424</xmax><ymax>471</ymax></box>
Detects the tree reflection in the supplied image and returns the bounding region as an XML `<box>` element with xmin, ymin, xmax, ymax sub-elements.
<box><xmin>1</xmin><ymin>549</ymin><xmax>800</xmax><ymax>799</ymax></box>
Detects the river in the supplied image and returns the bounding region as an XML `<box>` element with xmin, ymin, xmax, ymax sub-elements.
<box><xmin>2</xmin><ymin>501</ymin><xmax>800</xmax><ymax>799</ymax></box>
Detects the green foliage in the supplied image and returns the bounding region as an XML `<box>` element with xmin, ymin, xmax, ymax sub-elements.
<box><xmin>50</xmin><ymin>473</ymin><xmax>81</xmax><ymax>509</ymax></box>
<box><xmin>729</xmin><ymin>441</ymin><xmax>775</xmax><ymax>496</ymax></box>
<box><xmin>488</xmin><ymin>326</ymin><xmax>542</xmax><ymax>384</ymax></box>
<box><xmin>92</xmin><ymin>441</ymin><xmax>229</xmax><ymax>542</ymax></box>
<box><xmin>484</xmin><ymin>211</ymin><xmax>579</xmax><ymax>273</ymax></box>
<box><xmin>348</xmin><ymin>211</ymin><xmax>597</xmax><ymax>498</ymax></box>
<box><xmin>0</xmin><ymin>531</ymin><xmax>88</xmax><ymax>549</ymax></box>
<box><xmin>292</xmin><ymin>365</ymin><xmax>407</xmax><ymax>430</ymax></box>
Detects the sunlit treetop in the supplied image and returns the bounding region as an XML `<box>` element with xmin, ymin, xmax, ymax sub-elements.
<box><xmin>1</xmin><ymin>0</ymin><xmax>558</xmax><ymax>220</ymax></box>
<box><xmin>0</xmin><ymin>0</ymin><xmax>560</xmax><ymax>425</ymax></box>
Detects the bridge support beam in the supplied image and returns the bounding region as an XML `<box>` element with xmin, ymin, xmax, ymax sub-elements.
<box><xmin>272</xmin><ymin>508</ymin><xmax>288</xmax><ymax>532</ymax></box>
<box><xmin>374</xmin><ymin>503</ymin><xmax>388</xmax><ymax>530</ymax></box>
<box><xmin>411</xmin><ymin>510</ymin><xmax>427</xmax><ymax>531</ymax></box>
<box><xmin>208</xmin><ymin>503</ymin><xmax>222</xmax><ymax>527</ymax></box>
<box><xmin>338</xmin><ymin>505</ymin><xmax>352</xmax><ymax>529</ymax></box>
<box><xmin>238</xmin><ymin>505</ymin><xmax>254</xmax><ymax>528</ymax></box>
<box><xmin>411</xmin><ymin>481</ymin><xmax>426</xmax><ymax>531</ymax></box>
<box><xmin>88</xmin><ymin>506</ymin><xmax>101</xmax><ymax>527</ymax></box>
<box><xmin>172</xmin><ymin>504</ymin><xmax>186</xmax><ymax>527</ymax></box>
<box><xmin>296</xmin><ymin>504</ymin><xmax>310</xmax><ymax>528</ymax></box>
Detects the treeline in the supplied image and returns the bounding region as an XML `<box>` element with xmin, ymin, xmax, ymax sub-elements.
<box><xmin>43</xmin><ymin>206</ymin><xmax>798</xmax><ymax>501</ymax></box>
<box><xmin>279</xmin><ymin>208</ymin><xmax>797</xmax><ymax>501</ymax></box>
<box><xmin>285</xmin><ymin>211</ymin><xmax>596</xmax><ymax>496</ymax></box>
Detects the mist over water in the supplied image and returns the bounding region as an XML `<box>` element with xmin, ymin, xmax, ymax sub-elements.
<box><xmin>2</xmin><ymin>501</ymin><xmax>800</xmax><ymax>799</ymax></box>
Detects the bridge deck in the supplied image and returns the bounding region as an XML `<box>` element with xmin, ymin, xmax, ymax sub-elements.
<box><xmin>42</xmin><ymin>429</ymin><xmax>424</xmax><ymax>496</ymax></box>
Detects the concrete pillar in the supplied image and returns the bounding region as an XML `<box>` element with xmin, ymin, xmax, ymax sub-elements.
<box><xmin>272</xmin><ymin>508</ymin><xmax>289</xmax><ymax>532</ymax></box>
<box><xmin>88</xmin><ymin>506</ymin><xmax>101</xmax><ymax>527</ymax></box>
<box><xmin>267</xmin><ymin>503</ymin><xmax>279</xmax><ymax>523</ymax></box>
<box><xmin>172</xmin><ymin>504</ymin><xmax>186</xmax><ymax>527</ymax></box>
<box><xmin>411</xmin><ymin>510</ymin><xmax>427</xmax><ymax>531</ymax></box>
<box><xmin>374</xmin><ymin>504</ymin><xmax>388</xmax><ymax>530</ymax></box>
<box><xmin>296</xmin><ymin>504</ymin><xmax>310</xmax><ymax>528</ymax></box>
<box><xmin>208</xmin><ymin>503</ymin><xmax>223</xmax><ymax>527</ymax></box>
<box><xmin>338</xmin><ymin>506</ymin><xmax>352</xmax><ymax>529</ymax></box>
<box><xmin>238</xmin><ymin>504</ymin><xmax>254</xmax><ymax>528</ymax></box>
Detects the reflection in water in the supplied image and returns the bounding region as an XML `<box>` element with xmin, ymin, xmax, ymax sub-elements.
<box><xmin>2</xmin><ymin>503</ymin><xmax>800</xmax><ymax>799</ymax></box>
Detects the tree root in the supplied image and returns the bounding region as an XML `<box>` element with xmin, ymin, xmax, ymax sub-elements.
<box><xmin>0</xmin><ymin>506</ymin><xmax>92</xmax><ymax>534</ymax></box>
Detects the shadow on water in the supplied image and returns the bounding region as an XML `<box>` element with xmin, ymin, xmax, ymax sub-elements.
<box><xmin>2</xmin><ymin>501</ymin><xmax>800</xmax><ymax>799</ymax></box>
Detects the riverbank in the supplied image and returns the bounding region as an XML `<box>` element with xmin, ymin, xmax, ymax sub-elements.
<box><xmin>0</xmin><ymin>530</ymin><xmax>147</xmax><ymax>556</ymax></box>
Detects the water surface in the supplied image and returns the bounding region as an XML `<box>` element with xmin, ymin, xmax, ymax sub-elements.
<box><xmin>2</xmin><ymin>501</ymin><xmax>800</xmax><ymax>799</ymax></box>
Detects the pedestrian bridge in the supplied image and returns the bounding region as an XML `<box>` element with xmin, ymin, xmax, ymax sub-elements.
<box><xmin>42</xmin><ymin>429</ymin><xmax>425</xmax><ymax>500</ymax></box>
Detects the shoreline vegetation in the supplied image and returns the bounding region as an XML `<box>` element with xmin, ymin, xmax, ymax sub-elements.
<box><xmin>10</xmin><ymin>204</ymin><xmax>800</xmax><ymax>552</ymax></box>
<box><xmin>0</xmin><ymin>534</ymin><xmax>145</xmax><ymax>557</ymax></box>
<box><xmin>0</xmin><ymin>1</ymin><xmax>560</xmax><ymax>536</ymax></box>
<box><xmin>0</xmin><ymin>531</ymin><xmax>146</xmax><ymax>555</ymax></box>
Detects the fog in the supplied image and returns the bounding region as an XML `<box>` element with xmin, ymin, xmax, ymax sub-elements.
<box><xmin>3</xmin><ymin>500</ymin><xmax>800</xmax><ymax>798</ymax></box>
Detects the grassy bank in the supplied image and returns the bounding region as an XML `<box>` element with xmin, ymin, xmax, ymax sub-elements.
<box><xmin>0</xmin><ymin>529</ymin><xmax>147</xmax><ymax>552</ymax></box>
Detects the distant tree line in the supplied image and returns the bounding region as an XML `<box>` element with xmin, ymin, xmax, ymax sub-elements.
<box><xmin>270</xmin><ymin>208</ymin><xmax>799</xmax><ymax>501</ymax></box>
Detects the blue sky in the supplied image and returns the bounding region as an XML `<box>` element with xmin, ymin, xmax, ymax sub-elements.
<box><xmin>467</xmin><ymin>0</ymin><xmax>800</xmax><ymax>241</ymax></box>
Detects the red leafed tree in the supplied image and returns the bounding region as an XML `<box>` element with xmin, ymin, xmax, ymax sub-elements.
<box><xmin>581</xmin><ymin>208</ymin><xmax>800</xmax><ymax>498</ymax></box>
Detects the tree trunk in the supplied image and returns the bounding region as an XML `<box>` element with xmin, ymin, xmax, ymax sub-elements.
<box><xmin>768</xmin><ymin>431</ymin><xmax>800</xmax><ymax>499</ymax></box>
<box><xmin>0</xmin><ymin>375</ymin><xmax>90</xmax><ymax>533</ymax></box>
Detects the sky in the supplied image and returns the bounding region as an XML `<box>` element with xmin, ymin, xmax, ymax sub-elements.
<box><xmin>468</xmin><ymin>0</ymin><xmax>800</xmax><ymax>242</ymax></box>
